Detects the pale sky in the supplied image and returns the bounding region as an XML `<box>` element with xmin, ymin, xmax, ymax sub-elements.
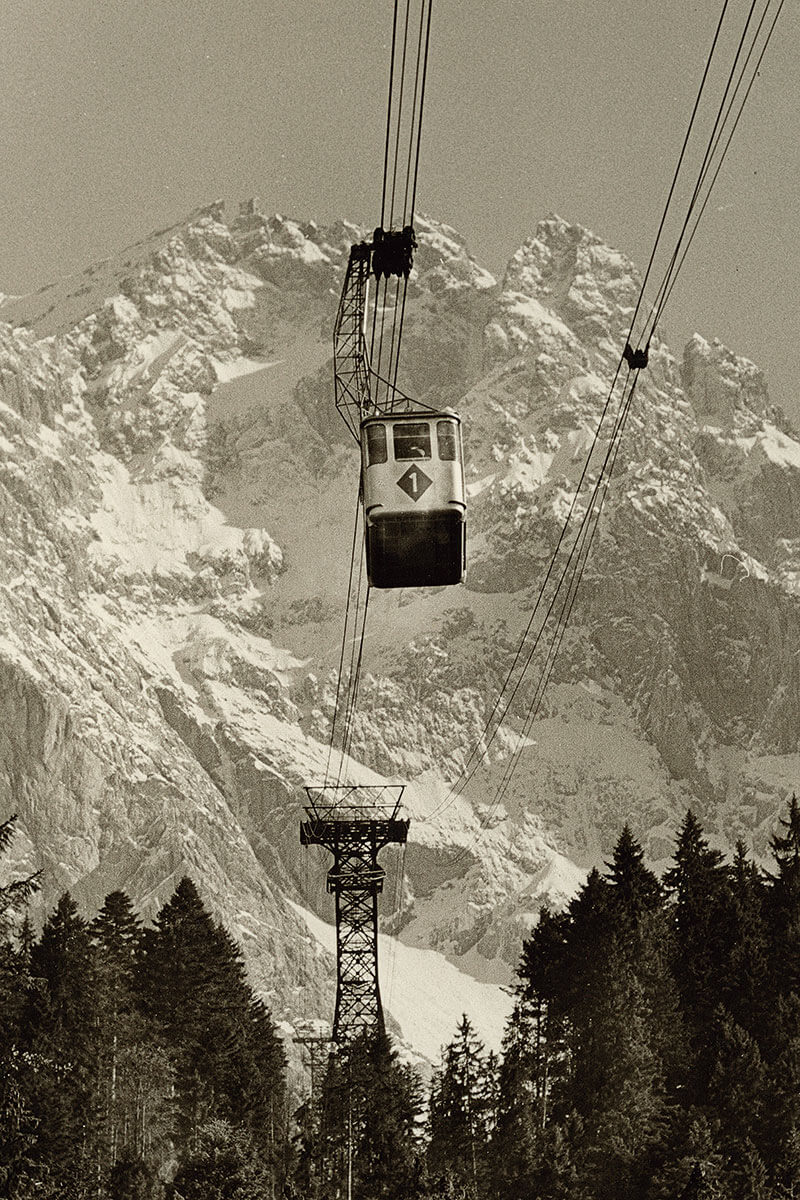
<box><xmin>1</xmin><ymin>0</ymin><xmax>797</xmax><ymax>416</ymax></box>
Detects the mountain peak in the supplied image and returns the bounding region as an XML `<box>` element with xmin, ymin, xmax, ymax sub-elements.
<box><xmin>1</xmin><ymin>200</ymin><xmax>799</xmax><ymax>1057</ymax></box>
<box><xmin>682</xmin><ymin>332</ymin><xmax>785</xmax><ymax>432</ymax></box>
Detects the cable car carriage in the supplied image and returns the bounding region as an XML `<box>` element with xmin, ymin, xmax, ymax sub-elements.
<box><xmin>360</xmin><ymin>411</ymin><xmax>466</xmax><ymax>588</ymax></box>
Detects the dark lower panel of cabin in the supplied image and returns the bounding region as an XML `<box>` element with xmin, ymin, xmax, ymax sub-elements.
<box><xmin>365</xmin><ymin>510</ymin><xmax>465</xmax><ymax>588</ymax></box>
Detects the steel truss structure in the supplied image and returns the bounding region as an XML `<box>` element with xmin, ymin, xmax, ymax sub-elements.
<box><xmin>300</xmin><ymin>785</ymin><xmax>409</xmax><ymax>1043</ymax></box>
<box><xmin>333</xmin><ymin>244</ymin><xmax>373</xmax><ymax>442</ymax></box>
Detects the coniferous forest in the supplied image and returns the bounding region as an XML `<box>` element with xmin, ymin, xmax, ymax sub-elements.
<box><xmin>4</xmin><ymin>799</ymin><xmax>800</xmax><ymax>1199</ymax></box>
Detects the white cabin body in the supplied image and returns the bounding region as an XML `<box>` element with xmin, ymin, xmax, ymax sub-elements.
<box><xmin>360</xmin><ymin>412</ymin><xmax>466</xmax><ymax>588</ymax></box>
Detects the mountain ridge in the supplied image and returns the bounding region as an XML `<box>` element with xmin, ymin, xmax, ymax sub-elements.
<box><xmin>0</xmin><ymin>199</ymin><xmax>797</xmax><ymax>1054</ymax></box>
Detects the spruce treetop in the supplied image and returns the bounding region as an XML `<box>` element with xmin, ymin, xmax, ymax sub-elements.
<box><xmin>605</xmin><ymin>825</ymin><xmax>663</xmax><ymax>916</ymax></box>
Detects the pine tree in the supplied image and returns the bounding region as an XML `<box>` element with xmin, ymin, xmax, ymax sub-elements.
<box><xmin>520</xmin><ymin>872</ymin><xmax>611</xmax><ymax>1116</ymax></box>
<box><xmin>427</xmin><ymin>1015</ymin><xmax>493</xmax><ymax>1197</ymax></box>
<box><xmin>487</xmin><ymin>997</ymin><xmax>546</xmax><ymax>1200</ymax></box>
<box><xmin>107</xmin><ymin>1148</ymin><xmax>157</xmax><ymax>1200</ymax></box>
<box><xmin>23</xmin><ymin>892</ymin><xmax>99</xmax><ymax>1196</ymax></box>
<box><xmin>576</xmin><ymin>945</ymin><xmax>668</xmax><ymax>1200</ymax></box>
<box><xmin>720</xmin><ymin>1137</ymin><xmax>770</xmax><ymax>1200</ymax></box>
<box><xmin>765</xmin><ymin>795</ymin><xmax>800</xmax><ymax>1004</ymax></box>
<box><xmin>646</xmin><ymin>1111</ymin><xmax>724</xmax><ymax>1200</ymax></box>
<box><xmin>91</xmin><ymin>891</ymin><xmax>173</xmax><ymax>1179</ymax></box>
<box><xmin>317</xmin><ymin>1029</ymin><xmax>423</xmax><ymax>1200</ymax></box>
<box><xmin>0</xmin><ymin>814</ymin><xmax>41</xmax><ymax>1197</ymax></box>
<box><xmin>173</xmin><ymin>1118</ymin><xmax>272</xmax><ymax>1200</ymax></box>
<box><xmin>705</xmin><ymin>1008</ymin><xmax>767</xmax><ymax>1159</ymax></box>
<box><xmin>140</xmin><ymin>876</ymin><xmax>285</xmax><ymax>1171</ymax></box>
<box><xmin>0</xmin><ymin>815</ymin><xmax>40</xmax><ymax>1045</ymax></box>
<box><xmin>723</xmin><ymin>841</ymin><xmax>770</xmax><ymax>1041</ymax></box>
<box><xmin>515</xmin><ymin>828</ymin><xmax>688</xmax><ymax>1198</ymax></box>
<box><xmin>662</xmin><ymin>809</ymin><xmax>735</xmax><ymax>1100</ymax></box>
<box><xmin>605</xmin><ymin>824</ymin><xmax>663</xmax><ymax>932</ymax></box>
<box><xmin>763</xmin><ymin>1034</ymin><xmax>800</xmax><ymax>1191</ymax></box>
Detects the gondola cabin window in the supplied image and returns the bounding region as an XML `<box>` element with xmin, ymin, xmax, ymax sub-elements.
<box><xmin>393</xmin><ymin>422</ymin><xmax>431</xmax><ymax>460</ymax></box>
<box><xmin>366</xmin><ymin>422</ymin><xmax>388</xmax><ymax>465</ymax></box>
<box><xmin>437</xmin><ymin>420</ymin><xmax>458</xmax><ymax>461</ymax></box>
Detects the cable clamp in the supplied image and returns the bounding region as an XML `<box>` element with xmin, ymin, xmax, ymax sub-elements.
<box><xmin>623</xmin><ymin>341</ymin><xmax>649</xmax><ymax>371</ymax></box>
<box><xmin>371</xmin><ymin>225</ymin><xmax>417</xmax><ymax>279</ymax></box>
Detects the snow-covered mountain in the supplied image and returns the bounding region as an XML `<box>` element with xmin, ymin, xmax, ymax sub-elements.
<box><xmin>1</xmin><ymin>200</ymin><xmax>798</xmax><ymax>1056</ymax></box>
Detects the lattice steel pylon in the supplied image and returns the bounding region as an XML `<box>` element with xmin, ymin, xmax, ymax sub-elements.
<box><xmin>300</xmin><ymin>785</ymin><xmax>409</xmax><ymax>1044</ymax></box>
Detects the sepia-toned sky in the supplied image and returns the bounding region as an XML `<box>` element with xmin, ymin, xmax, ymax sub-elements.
<box><xmin>1</xmin><ymin>0</ymin><xmax>797</xmax><ymax>414</ymax></box>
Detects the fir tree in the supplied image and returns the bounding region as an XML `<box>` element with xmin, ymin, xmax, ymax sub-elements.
<box><xmin>107</xmin><ymin>1148</ymin><xmax>157</xmax><ymax>1200</ymax></box>
<box><xmin>427</xmin><ymin>1015</ymin><xmax>493</xmax><ymax>1197</ymax></box>
<box><xmin>605</xmin><ymin>824</ymin><xmax>663</xmax><ymax>939</ymax></box>
<box><xmin>664</xmin><ymin>810</ymin><xmax>731</xmax><ymax>1026</ymax></box>
<box><xmin>760</xmin><ymin>1018</ymin><xmax>800</xmax><ymax>1188</ymax></box>
<box><xmin>0</xmin><ymin>814</ymin><xmax>41</xmax><ymax>1197</ymax></box>
<box><xmin>576</xmin><ymin>946</ymin><xmax>668</xmax><ymax>1200</ymax></box>
<box><xmin>487</xmin><ymin>997</ymin><xmax>550</xmax><ymax>1200</ymax></box>
<box><xmin>173</xmin><ymin>1118</ymin><xmax>272</xmax><ymax>1200</ymax></box>
<box><xmin>705</xmin><ymin>1008</ymin><xmax>767</xmax><ymax>1160</ymax></box>
<box><xmin>91</xmin><ymin>892</ymin><xmax>146</xmax><ymax>1172</ymax></box>
<box><xmin>646</xmin><ymin>1111</ymin><xmax>724</xmax><ymax>1200</ymax></box>
<box><xmin>91</xmin><ymin>892</ymin><xmax>175</xmax><ymax>1180</ymax></box>
<box><xmin>720</xmin><ymin>1137</ymin><xmax>770</xmax><ymax>1200</ymax></box>
<box><xmin>140</xmin><ymin>876</ymin><xmax>285</xmax><ymax>1170</ymax></box>
<box><xmin>140</xmin><ymin>878</ymin><xmax>253</xmax><ymax>1138</ymax></box>
<box><xmin>317</xmin><ymin>1029</ymin><xmax>423</xmax><ymax>1200</ymax></box>
<box><xmin>723</xmin><ymin>840</ymin><xmax>770</xmax><ymax>1041</ymax></box>
<box><xmin>765</xmin><ymin>795</ymin><xmax>800</xmax><ymax>1005</ymax></box>
<box><xmin>0</xmin><ymin>816</ymin><xmax>41</xmax><ymax>938</ymax></box>
<box><xmin>23</xmin><ymin>893</ymin><xmax>99</xmax><ymax>1195</ymax></box>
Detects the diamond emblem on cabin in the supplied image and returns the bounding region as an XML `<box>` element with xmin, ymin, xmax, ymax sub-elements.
<box><xmin>397</xmin><ymin>465</ymin><xmax>433</xmax><ymax>501</ymax></box>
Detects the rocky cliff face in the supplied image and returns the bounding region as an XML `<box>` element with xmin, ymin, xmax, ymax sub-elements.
<box><xmin>0</xmin><ymin>201</ymin><xmax>798</xmax><ymax>1048</ymax></box>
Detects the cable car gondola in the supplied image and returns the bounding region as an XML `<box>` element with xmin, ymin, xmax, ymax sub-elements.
<box><xmin>360</xmin><ymin>411</ymin><xmax>466</xmax><ymax>588</ymax></box>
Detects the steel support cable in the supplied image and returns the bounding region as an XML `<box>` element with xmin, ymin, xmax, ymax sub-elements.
<box><xmin>625</xmin><ymin>0</ymin><xmax>733</xmax><ymax>348</ymax></box>
<box><xmin>478</xmin><ymin>376</ymin><xmax>641</xmax><ymax>837</ymax></box>
<box><xmin>385</xmin><ymin>273</ymin><xmax>411</xmax><ymax>397</ymax></box>
<box><xmin>385</xmin><ymin>841</ymin><xmax>407</xmax><ymax>1016</ymax></box>
<box><xmin>639</xmin><ymin>0</ymin><xmax>766</xmax><ymax>349</ymax></box>
<box><xmin>402</xmin><ymin>0</ymin><xmax>431</xmax><ymax>225</ymax></box>
<box><xmin>369</xmin><ymin>254</ymin><xmax>382</xmax><ymax>368</ymax></box>
<box><xmin>429</xmin><ymin>357</ymin><xmax>641</xmax><ymax>828</ymax></box>
<box><xmin>325</xmin><ymin>484</ymin><xmax>366</xmax><ymax>785</ymax></box>
<box><xmin>431</xmin><ymin>1</ymin><xmax>785</xmax><ymax>860</ymax></box>
<box><xmin>380</xmin><ymin>0</ymin><xmax>402</xmax><ymax>228</ymax></box>
<box><xmin>336</xmin><ymin>546</ymin><xmax>368</xmax><ymax>787</ymax></box>
<box><xmin>431</xmin><ymin>0</ymin><xmax>782</xmax><ymax>827</ymax></box>
<box><xmin>372</xmin><ymin>275</ymin><xmax>392</xmax><ymax>409</ymax></box>
<box><xmin>390</xmin><ymin>0</ymin><xmax>433</xmax><ymax>393</ymax></box>
<box><xmin>391</xmin><ymin>275</ymin><xmax>411</xmax><ymax>394</ymax></box>
<box><xmin>426</xmin><ymin>356</ymin><xmax>629</xmax><ymax>821</ymax></box>
<box><xmin>375</xmin><ymin>0</ymin><xmax>408</xmax><ymax>402</ymax></box>
<box><xmin>462</xmin><ymin>372</ymin><xmax>637</xmax><ymax>806</ymax></box>
<box><xmin>339</xmin><ymin>585</ymin><xmax>372</xmax><ymax>783</ymax></box>
<box><xmin>384</xmin><ymin>0</ymin><xmax>433</xmax><ymax>404</ymax></box>
<box><xmin>338</xmin><ymin>571</ymin><xmax>368</xmax><ymax>784</ymax></box>
<box><xmin>407</xmin><ymin>0</ymin><xmax>434</xmax><ymax>224</ymax></box>
<box><xmin>339</xmin><ymin>556</ymin><xmax>366</xmax><ymax>776</ymax></box>
<box><xmin>384</xmin><ymin>274</ymin><xmax>403</xmax><ymax>403</ymax></box>
<box><xmin>388</xmin><ymin>0</ymin><xmax>414</xmax><ymax>229</ymax></box>
<box><xmin>449</xmin><ymin>375</ymin><xmax>641</xmax><ymax>866</ymax></box>
<box><xmin>649</xmin><ymin>0</ymin><xmax>784</xmax><ymax>336</ymax></box>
